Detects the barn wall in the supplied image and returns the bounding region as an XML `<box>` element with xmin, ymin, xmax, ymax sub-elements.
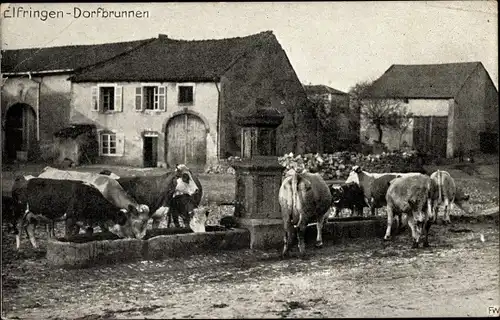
<box><xmin>1</xmin><ymin>74</ymin><xmax>72</xmax><ymax>161</ymax></box>
<box><xmin>219</xmin><ymin>35</ymin><xmax>320</xmax><ymax>158</ymax></box>
<box><xmin>454</xmin><ymin>65</ymin><xmax>486</xmax><ymax>155</ymax></box>
<box><xmin>360</xmin><ymin>98</ymin><xmax>448</xmax><ymax>151</ymax></box>
<box><xmin>482</xmin><ymin>67</ymin><xmax>499</xmax><ymax>134</ymax></box>
<box><xmin>70</xmin><ymin>81</ymin><xmax>219</xmax><ymax>168</ymax></box>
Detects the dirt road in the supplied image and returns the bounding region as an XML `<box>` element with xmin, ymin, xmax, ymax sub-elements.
<box><xmin>2</xmin><ymin>216</ymin><xmax>499</xmax><ymax>319</ymax></box>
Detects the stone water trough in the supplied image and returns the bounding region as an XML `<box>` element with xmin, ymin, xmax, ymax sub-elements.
<box><xmin>46</xmin><ymin>217</ymin><xmax>387</xmax><ymax>269</ymax></box>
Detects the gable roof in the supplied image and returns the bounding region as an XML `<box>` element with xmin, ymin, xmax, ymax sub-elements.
<box><xmin>304</xmin><ymin>84</ymin><xmax>348</xmax><ymax>96</ymax></box>
<box><xmin>1</xmin><ymin>38</ymin><xmax>155</xmax><ymax>74</ymax></box>
<box><xmin>70</xmin><ymin>31</ymin><xmax>279</xmax><ymax>82</ymax></box>
<box><xmin>367</xmin><ymin>62</ymin><xmax>483</xmax><ymax>99</ymax></box>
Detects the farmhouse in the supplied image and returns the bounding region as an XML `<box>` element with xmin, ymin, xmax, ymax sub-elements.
<box><xmin>1</xmin><ymin>31</ymin><xmax>319</xmax><ymax>168</ymax></box>
<box><xmin>69</xmin><ymin>31</ymin><xmax>319</xmax><ymax>169</ymax></box>
<box><xmin>362</xmin><ymin>62</ymin><xmax>499</xmax><ymax>158</ymax></box>
<box><xmin>304</xmin><ymin>84</ymin><xmax>360</xmax><ymax>152</ymax></box>
<box><xmin>1</xmin><ymin>38</ymin><xmax>153</xmax><ymax>162</ymax></box>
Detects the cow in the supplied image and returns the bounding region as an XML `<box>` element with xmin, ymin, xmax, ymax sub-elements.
<box><xmin>279</xmin><ymin>169</ymin><xmax>332</xmax><ymax>259</ymax></box>
<box><xmin>328</xmin><ymin>182</ymin><xmax>367</xmax><ymax>217</ymax></box>
<box><xmin>37</xmin><ymin>167</ymin><xmax>150</xmax><ymax>230</ymax></box>
<box><xmin>101</xmin><ymin>164</ymin><xmax>207</xmax><ymax>232</ymax></box>
<box><xmin>11</xmin><ymin>178</ymin><xmax>144</xmax><ymax>250</ymax></box>
<box><xmin>368</xmin><ymin>174</ymin><xmax>400</xmax><ymax>216</ymax></box>
<box><xmin>346</xmin><ymin>166</ymin><xmax>423</xmax><ymax>215</ymax></box>
<box><xmin>9</xmin><ymin>175</ymin><xmax>39</xmax><ymax>249</ymax></box>
<box><xmin>429</xmin><ymin>170</ymin><xmax>473</xmax><ymax>224</ymax></box>
<box><xmin>384</xmin><ymin>174</ymin><xmax>436</xmax><ymax>248</ymax></box>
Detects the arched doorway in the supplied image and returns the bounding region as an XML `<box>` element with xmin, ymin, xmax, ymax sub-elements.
<box><xmin>4</xmin><ymin>103</ymin><xmax>37</xmax><ymax>161</ymax></box>
<box><xmin>165</xmin><ymin>113</ymin><xmax>207</xmax><ymax>169</ymax></box>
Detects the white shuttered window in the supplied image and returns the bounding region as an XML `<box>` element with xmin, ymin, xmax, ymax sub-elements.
<box><xmin>98</xmin><ymin>131</ymin><xmax>125</xmax><ymax>156</ymax></box>
<box><xmin>91</xmin><ymin>85</ymin><xmax>122</xmax><ymax>113</ymax></box>
<box><xmin>136</xmin><ymin>85</ymin><xmax>167</xmax><ymax>111</ymax></box>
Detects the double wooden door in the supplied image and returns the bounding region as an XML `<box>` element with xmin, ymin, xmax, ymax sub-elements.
<box><xmin>166</xmin><ymin>114</ymin><xmax>206</xmax><ymax>169</ymax></box>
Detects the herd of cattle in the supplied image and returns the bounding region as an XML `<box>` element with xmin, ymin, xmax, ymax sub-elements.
<box><xmin>4</xmin><ymin>163</ymin><xmax>473</xmax><ymax>260</ymax></box>
<box><xmin>279</xmin><ymin>165</ymin><xmax>473</xmax><ymax>258</ymax></box>
<box><xmin>4</xmin><ymin>164</ymin><xmax>208</xmax><ymax>250</ymax></box>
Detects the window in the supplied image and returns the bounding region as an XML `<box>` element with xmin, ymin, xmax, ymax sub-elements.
<box><xmin>101</xmin><ymin>132</ymin><xmax>117</xmax><ymax>155</ymax></box>
<box><xmin>91</xmin><ymin>85</ymin><xmax>123</xmax><ymax>112</ymax></box>
<box><xmin>101</xmin><ymin>87</ymin><xmax>115</xmax><ymax>111</ymax></box>
<box><xmin>178</xmin><ymin>85</ymin><xmax>194</xmax><ymax>104</ymax></box>
<box><xmin>98</xmin><ymin>131</ymin><xmax>125</xmax><ymax>156</ymax></box>
<box><xmin>135</xmin><ymin>85</ymin><xmax>166</xmax><ymax>111</ymax></box>
<box><xmin>143</xmin><ymin>86</ymin><xmax>156</xmax><ymax>110</ymax></box>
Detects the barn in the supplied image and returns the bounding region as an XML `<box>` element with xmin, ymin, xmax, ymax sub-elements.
<box><xmin>362</xmin><ymin>62</ymin><xmax>499</xmax><ymax>158</ymax></box>
<box><xmin>69</xmin><ymin>31</ymin><xmax>319</xmax><ymax>169</ymax></box>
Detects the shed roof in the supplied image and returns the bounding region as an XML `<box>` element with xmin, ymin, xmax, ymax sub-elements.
<box><xmin>70</xmin><ymin>31</ymin><xmax>279</xmax><ymax>82</ymax></box>
<box><xmin>367</xmin><ymin>62</ymin><xmax>483</xmax><ymax>98</ymax></box>
<box><xmin>54</xmin><ymin>124</ymin><xmax>96</xmax><ymax>139</ymax></box>
<box><xmin>304</xmin><ymin>84</ymin><xmax>348</xmax><ymax>96</ymax></box>
<box><xmin>1</xmin><ymin>38</ymin><xmax>154</xmax><ymax>74</ymax></box>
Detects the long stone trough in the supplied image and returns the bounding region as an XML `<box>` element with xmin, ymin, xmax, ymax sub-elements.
<box><xmin>46</xmin><ymin>217</ymin><xmax>387</xmax><ymax>269</ymax></box>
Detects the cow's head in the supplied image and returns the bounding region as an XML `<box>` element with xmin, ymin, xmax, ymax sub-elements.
<box><xmin>455</xmin><ymin>188</ymin><xmax>473</xmax><ymax>214</ymax></box>
<box><xmin>329</xmin><ymin>185</ymin><xmax>344</xmax><ymax>204</ymax></box>
<box><xmin>173</xmin><ymin>164</ymin><xmax>199</xmax><ymax>197</ymax></box>
<box><xmin>345</xmin><ymin>171</ymin><xmax>359</xmax><ymax>184</ymax></box>
<box><xmin>352</xmin><ymin>165</ymin><xmax>362</xmax><ymax>174</ymax></box>
<box><xmin>107</xmin><ymin>204</ymin><xmax>150</xmax><ymax>240</ymax></box>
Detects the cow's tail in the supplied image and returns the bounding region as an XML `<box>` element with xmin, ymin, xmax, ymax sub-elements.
<box><xmin>291</xmin><ymin>172</ymin><xmax>305</xmax><ymax>228</ymax></box>
<box><xmin>437</xmin><ymin>170</ymin><xmax>443</xmax><ymax>203</ymax></box>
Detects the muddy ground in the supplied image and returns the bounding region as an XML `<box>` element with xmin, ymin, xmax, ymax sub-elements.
<box><xmin>2</xmin><ymin>213</ymin><xmax>499</xmax><ymax>319</ymax></box>
<box><xmin>2</xmin><ymin>161</ymin><xmax>499</xmax><ymax>318</ymax></box>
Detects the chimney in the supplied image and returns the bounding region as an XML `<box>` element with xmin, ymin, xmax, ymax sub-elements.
<box><xmin>158</xmin><ymin>34</ymin><xmax>168</xmax><ymax>39</ymax></box>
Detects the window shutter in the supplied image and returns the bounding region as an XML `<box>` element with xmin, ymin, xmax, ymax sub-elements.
<box><xmin>116</xmin><ymin>133</ymin><xmax>125</xmax><ymax>156</ymax></box>
<box><xmin>91</xmin><ymin>86</ymin><xmax>98</xmax><ymax>111</ymax></box>
<box><xmin>158</xmin><ymin>86</ymin><xmax>166</xmax><ymax>111</ymax></box>
<box><xmin>135</xmin><ymin>87</ymin><xmax>143</xmax><ymax>111</ymax></box>
<box><xmin>97</xmin><ymin>131</ymin><xmax>102</xmax><ymax>155</ymax></box>
<box><xmin>153</xmin><ymin>86</ymin><xmax>159</xmax><ymax>110</ymax></box>
<box><xmin>115</xmin><ymin>86</ymin><xmax>123</xmax><ymax>112</ymax></box>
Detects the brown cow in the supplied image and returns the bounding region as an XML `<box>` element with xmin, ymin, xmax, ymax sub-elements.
<box><xmin>279</xmin><ymin>169</ymin><xmax>332</xmax><ymax>259</ymax></box>
<box><xmin>384</xmin><ymin>174</ymin><xmax>436</xmax><ymax>248</ymax></box>
<box><xmin>429</xmin><ymin>170</ymin><xmax>473</xmax><ymax>224</ymax></box>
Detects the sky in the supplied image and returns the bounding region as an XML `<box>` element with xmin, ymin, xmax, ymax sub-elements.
<box><xmin>0</xmin><ymin>2</ymin><xmax>497</xmax><ymax>92</ymax></box>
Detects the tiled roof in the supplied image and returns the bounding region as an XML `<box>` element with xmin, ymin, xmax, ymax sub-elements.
<box><xmin>366</xmin><ymin>62</ymin><xmax>483</xmax><ymax>98</ymax></box>
<box><xmin>1</xmin><ymin>38</ymin><xmax>154</xmax><ymax>73</ymax></box>
<box><xmin>70</xmin><ymin>31</ymin><xmax>278</xmax><ymax>82</ymax></box>
<box><xmin>304</xmin><ymin>84</ymin><xmax>348</xmax><ymax>96</ymax></box>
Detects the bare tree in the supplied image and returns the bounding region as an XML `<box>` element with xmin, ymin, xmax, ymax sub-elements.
<box><xmin>390</xmin><ymin>105</ymin><xmax>414</xmax><ymax>149</ymax></box>
<box><xmin>349</xmin><ymin>81</ymin><xmax>412</xmax><ymax>144</ymax></box>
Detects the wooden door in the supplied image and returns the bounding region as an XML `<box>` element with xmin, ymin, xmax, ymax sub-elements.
<box><xmin>5</xmin><ymin>104</ymin><xmax>37</xmax><ymax>160</ymax></box>
<box><xmin>166</xmin><ymin>114</ymin><xmax>206</xmax><ymax>169</ymax></box>
<box><xmin>143</xmin><ymin>136</ymin><xmax>158</xmax><ymax>168</ymax></box>
<box><xmin>413</xmin><ymin>116</ymin><xmax>447</xmax><ymax>158</ymax></box>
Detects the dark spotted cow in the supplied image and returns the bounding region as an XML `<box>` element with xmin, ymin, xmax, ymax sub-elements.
<box><xmin>102</xmin><ymin>164</ymin><xmax>208</xmax><ymax>232</ymax></box>
<box><xmin>10</xmin><ymin>178</ymin><xmax>146</xmax><ymax>250</ymax></box>
<box><xmin>328</xmin><ymin>182</ymin><xmax>367</xmax><ymax>217</ymax></box>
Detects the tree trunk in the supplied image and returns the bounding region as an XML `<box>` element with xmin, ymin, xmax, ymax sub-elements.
<box><xmin>376</xmin><ymin>124</ymin><xmax>383</xmax><ymax>143</ymax></box>
<box><xmin>291</xmin><ymin>110</ymin><xmax>298</xmax><ymax>154</ymax></box>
